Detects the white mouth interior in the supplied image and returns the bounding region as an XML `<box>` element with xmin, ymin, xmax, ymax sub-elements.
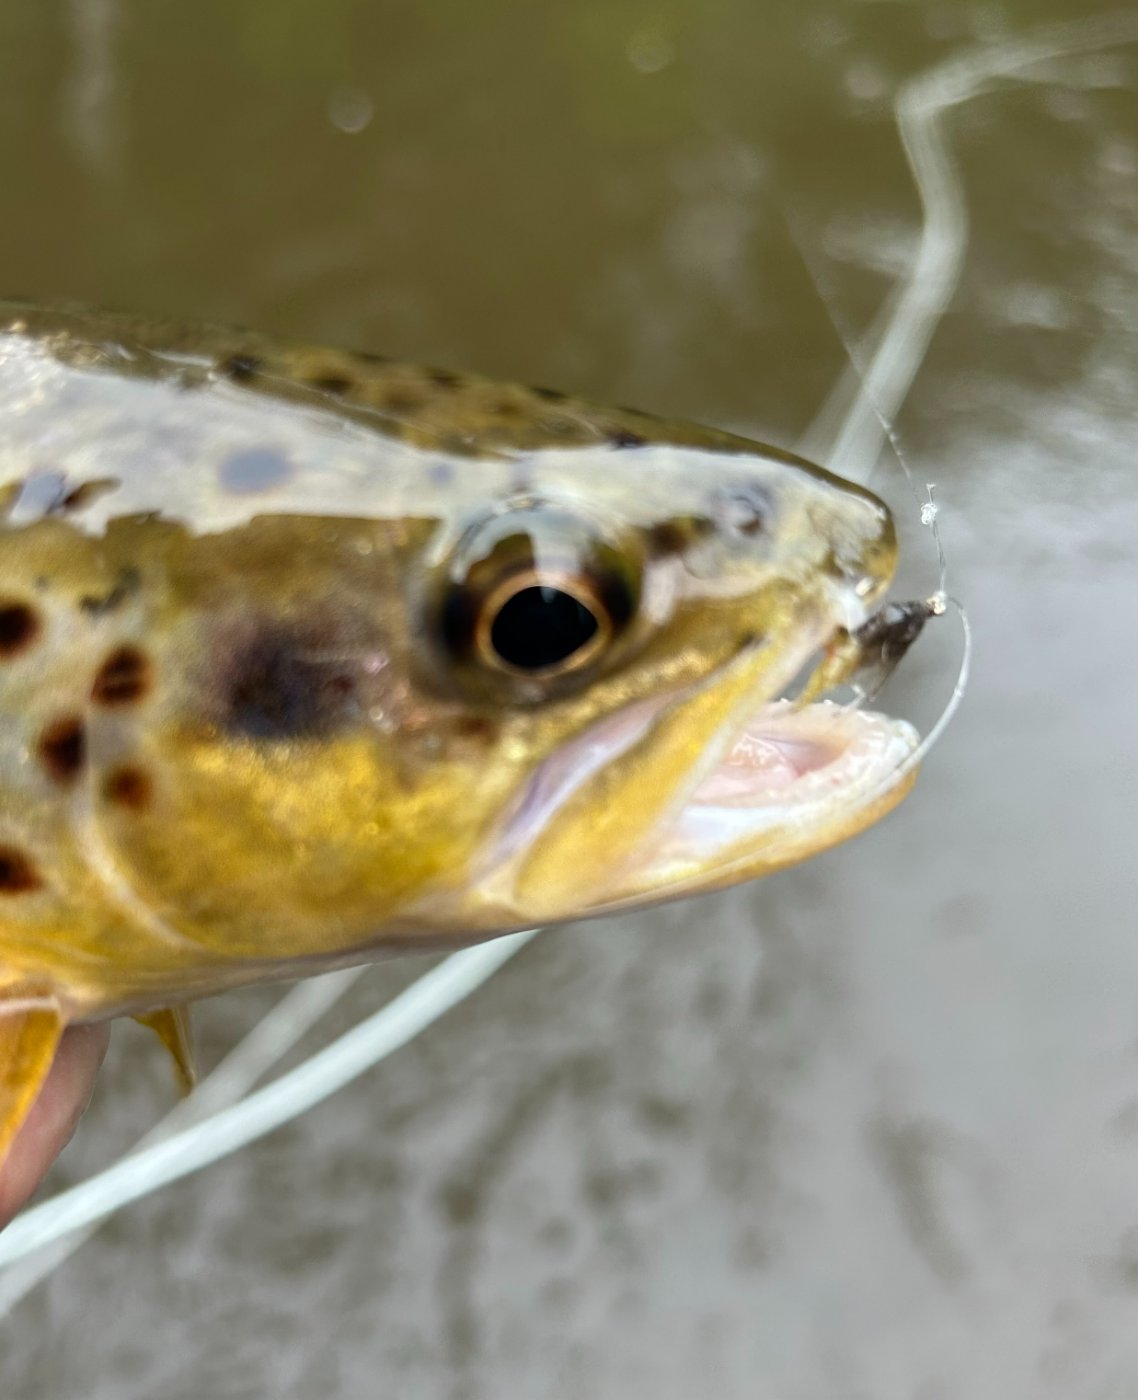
<box><xmin>666</xmin><ymin>698</ymin><xmax>918</xmax><ymax>853</ymax></box>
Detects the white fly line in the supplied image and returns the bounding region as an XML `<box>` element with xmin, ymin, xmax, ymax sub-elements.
<box><xmin>801</xmin><ymin>8</ymin><xmax>1138</xmax><ymax>484</ymax></box>
<box><xmin>0</xmin><ymin>931</ymin><xmax>537</xmax><ymax>1279</ymax></box>
<box><xmin>0</xmin><ymin>963</ymin><xmax>369</xmax><ymax>1311</ymax></box>
<box><xmin>5</xmin><ymin>7</ymin><xmax>1129</xmax><ymax>1303</ymax></box>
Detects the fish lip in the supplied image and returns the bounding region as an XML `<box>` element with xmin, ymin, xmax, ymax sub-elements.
<box><xmin>475</xmin><ymin>622</ymin><xmax>849</xmax><ymax>885</ymax></box>
<box><xmin>581</xmin><ymin>697</ymin><xmax>920</xmax><ymax>913</ymax></box>
<box><xmin>680</xmin><ymin>697</ymin><xmax>919</xmax><ymax>819</ymax></box>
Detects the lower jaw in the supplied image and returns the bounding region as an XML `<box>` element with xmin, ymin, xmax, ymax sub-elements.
<box><xmin>579</xmin><ymin>697</ymin><xmax>920</xmax><ymax>913</ymax></box>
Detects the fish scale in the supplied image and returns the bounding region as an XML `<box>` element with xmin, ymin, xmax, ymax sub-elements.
<box><xmin>0</xmin><ymin>300</ymin><xmax>925</xmax><ymax>1165</ymax></box>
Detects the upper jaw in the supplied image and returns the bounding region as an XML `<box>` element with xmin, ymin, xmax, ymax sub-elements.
<box><xmin>593</xmin><ymin>697</ymin><xmax>920</xmax><ymax>910</ymax></box>
<box><xmin>591</xmin><ymin>595</ymin><xmax>927</xmax><ymax>906</ymax></box>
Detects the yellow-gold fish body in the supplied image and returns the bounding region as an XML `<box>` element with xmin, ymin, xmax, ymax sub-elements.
<box><xmin>0</xmin><ymin>301</ymin><xmax>923</xmax><ymax>1158</ymax></box>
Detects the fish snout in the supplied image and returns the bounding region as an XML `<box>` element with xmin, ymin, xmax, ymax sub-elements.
<box><xmin>823</xmin><ymin>488</ymin><xmax>898</xmax><ymax>624</ymax></box>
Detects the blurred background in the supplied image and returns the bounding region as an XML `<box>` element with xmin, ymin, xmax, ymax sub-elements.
<box><xmin>1</xmin><ymin>1</ymin><xmax>1136</xmax><ymax>1396</ymax></box>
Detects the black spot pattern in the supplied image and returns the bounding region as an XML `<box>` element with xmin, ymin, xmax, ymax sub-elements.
<box><xmin>103</xmin><ymin>765</ymin><xmax>153</xmax><ymax>811</ymax></box>
<box><xmin>0</xmin><ymin>845</ymin><xmax>42</xmax><ymax>894</ymax></box>
<box><xmin>645</xmin><ymin>520</ymin><xmax>691</xmax><ymax>557</ymax></box>
<box><xmin>218</xmin><ymin>626</ymin><xmax>357</xmax><ymax>740</ymax></box>
<box><xmin>79</xmin><ymin>567</ymin><xmax>141</xmax><ymax>618</ymax></box>
<box><xmin>221</xmin><ymin>354</ymin><xmax>262</xmax><ymax>382</ymax></box>
<box><xmin>0</xmin><ymin>600</ymin><xmax>39</xmax><ymax>658</ymax></box>
<box><xmin>92</xmin><ymin>646</ymin><xmax>151</xmax><ymax>705</ymax></box>
<box><xmin>37</xmin><ymin>715</ymin><xmax>86</xmax><ymax>785</ymax></box>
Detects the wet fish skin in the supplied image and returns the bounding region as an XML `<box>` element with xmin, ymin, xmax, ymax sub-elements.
<box><xmin>0</xmin><ymin>302</ymin><xmax>917</xmax><ymax>1153</ymax></box>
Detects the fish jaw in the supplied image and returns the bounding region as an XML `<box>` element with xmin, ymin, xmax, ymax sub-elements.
<box><xmin>504</xmin><ymin>696</ymin><xmax>917</xmax><ymax>923</ymax></box>
<box><xmin>592</xmin><ymin>699</ymin><xmax>919</xmax><ymax>911</ymax></box>
<box><xmin>418</xmin><ymin>616</ymin><xmax>920</xmax><ymax>931</ymax></box>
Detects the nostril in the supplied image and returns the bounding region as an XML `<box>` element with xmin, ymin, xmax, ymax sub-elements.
<box><xmin>824</xmin><ymin>494</ymin><xmax>897</xmax><ymax>621</ymax></box>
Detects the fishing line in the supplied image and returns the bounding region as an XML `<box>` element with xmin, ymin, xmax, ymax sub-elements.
<box><xmin>0</xmin><ymin>931</ymin><xmax>537</xmax><ymax>1278</ymax></box>
<box><xmin>786</xmin><ymin>8</ymin><xmax>1138</xmax><ymax>795</ymax></box>
<box><xmin>3</xmin><ymin>8</ymin><xmax>1134</xmax><ymax>1300</ymax></box>
<box><xmin>0</xmin><ymin>965</ymin><xmax>368</xmax><ymax>1312</ymax></box>
<box><xmin>805</xmin><ymin>8</ymin><xmax>1138</xmax><ymax>484</ymax></box>
<box><xmin>785</xmin><ymin>210</ymin><xmax>970</xmax><ymax>742</ymax></box>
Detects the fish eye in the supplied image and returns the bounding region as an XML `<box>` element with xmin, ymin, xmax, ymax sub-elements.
<box><xmin>435</xmin><ymin>506</ymin><xmax>640</xmax><ymax>690</ymax></box>
<box><xmin>480</xmin><ymin>574</ymin><xmax>606</xmax><ymax>675</ymax></box>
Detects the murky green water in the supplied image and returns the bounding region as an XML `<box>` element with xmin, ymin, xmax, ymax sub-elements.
<box><xmin>1</xmin><ymin>2</ymin><xmax>1136</xmax><ymax>1396</ymax></box>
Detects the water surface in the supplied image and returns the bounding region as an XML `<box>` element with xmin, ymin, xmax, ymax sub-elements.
<box><xmin>1</xmin><ymin>3</ymin><xmax>1136</xmax><ymax>1396</ymax></box>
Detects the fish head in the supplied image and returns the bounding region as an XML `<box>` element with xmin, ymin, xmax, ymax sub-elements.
<box><xmin>399</xmin><ymin>439</ymin><xmax>915</xmax><ymax>930</ymax></box>
<box><xmin>55</xmin><ymin>435</ymin><xmax>917</xmax><ymax>977</ymax></box>
<box><xmin>0</xmin><ymin>306</ymin><xmax>938</xmax><ymax>1103</ymax></box>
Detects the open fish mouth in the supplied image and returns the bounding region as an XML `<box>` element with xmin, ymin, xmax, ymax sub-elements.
<box><xmin>469</xmin><ymin>618</ymin><xmax>923</xmax><ymax>926</ymax></box>
<box><xmin>607</xmin><ymin>696</ymin><xmax>919</xmax><ymax>906</ymax></box>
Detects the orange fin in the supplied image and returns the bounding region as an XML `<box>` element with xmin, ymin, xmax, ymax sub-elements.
<box><xmin>134</xmin><ymin>1006</ymin><xmax>196</xmax><ymax>1093</ymax></box>
<box><xmin>0</xmin><ymin>998</ymin><xmax>65</xmax><ymax>1163</ymax></box>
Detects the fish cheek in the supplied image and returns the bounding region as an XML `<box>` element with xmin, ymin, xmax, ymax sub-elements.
<box><xmin>89</xmin><ymin>723</ymin><xmax>524</xmax><ymax>959</ymax></box>
<box><xmin>507</xmin><ymin>643</ymin><xmax>798</xmax><ymax>921</ymax></box>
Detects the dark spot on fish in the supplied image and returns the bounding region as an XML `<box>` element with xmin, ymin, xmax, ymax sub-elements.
<box><xmin>427</xmin><ymin>368</ymin><xmax>462</xmax><ymax>390</ymax></box>
<box><xmin>0</xmin><ymin>845</ymin><xmax>43</xmax><ymax>894</ymax></box>
<box><xmin>0</xmin><ymin>600</ymin><xmax>40</xmax><ymax>658</ymax></box>
<box><xmin>531</xmin><ymin>385</ymin><xmax>568</xmax><ymax>402</ymax></box>
<box><xmin>595</xmin><ymin>568</ymin><xmax>637</xmax><ymax>631</ymax></box>
<box><xmin>57</xmin><ymin>478</ymin><xmax>120</xmax><ymax>514</ymax></box>
<box><xmin>453</xmin><ymin>715</ymin><xmax>494</xmax><ymax>741</ymax></box>
<box><xmin>428</xmin><ymin>461</ymin><xmax>455</xmax><ymax>487</ymax></box>
<box><xmin>221</xmin><ymin>353</ymin><xmax>262</xmax><ymax>382</ymax></box>
<box><xmin>37</xmin><ymin>715</ymin><xmax>86</xmax><ymax>785</ymax></box>
<box><xmin>606</xmin><ymin>428</ymin><xmax>646</xmax><ymax>448</ymax></box>
<box><xmin>219</xmin><ymin>626</ymin><xmax>358</xmax><ymax>740</ymax></box>
<box><xmin>382</xmin><ymin>389</ymin><xmax>424</xmax><ymax>417</ymax></box>
<box><xmin>353</xmin><ymin>348</ymin><xmax>390</xmax><ymax>365</ymax></box>
<box><xmin>494</xmin><ymin>399</ymin><xmax>522</xmax><ymax>419</ymax></box>
<box><xmin>92</xmin><ymin>645</ymin><xmax>151</xmax><ymax>705</ymax></box>
<box><xmin>218</xmin><ymin>447</ymin><xmax>292</xmax><ymax>495</ymax></box>
<box><xmin>311</xmin><ymin>373</ymin><xmax>353</xmax><ymax>396</ymax></box>
<box><xmin>79</xmin><ymin>567</ymin><xmax>141</xmax><ymax>618</ymax></box>
<box><xmin>103</xmin><ymin>764</ymin><xmax>153</xmax><ymax>811</ymax></box>
<box><xmin>645</xmin><ymin>520</ymin><xmax>692</xmax><ymax>557</ymax></box>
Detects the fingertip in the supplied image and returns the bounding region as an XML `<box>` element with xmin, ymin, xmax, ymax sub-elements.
<box><xmin>0</xmin><ymin>1022</ymin><xmax>111</xmax><ymax>1228</ymax></box>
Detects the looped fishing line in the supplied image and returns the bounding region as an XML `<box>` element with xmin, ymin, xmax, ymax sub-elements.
<box><xmin>5</xmin><ymin>9</ymin><xmax>1132</xmax><ymax>1305</ymax></box>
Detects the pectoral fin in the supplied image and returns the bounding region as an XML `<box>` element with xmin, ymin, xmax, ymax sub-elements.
<box><xmin>134</xmin><ymin>1006</ymin><xmax>196</xmax><ymax>1093</ymax></box>
<box><xmin>0</xmin><ymin>998</ymin><xmax>65</xmax><ymax>1163</ymax></box>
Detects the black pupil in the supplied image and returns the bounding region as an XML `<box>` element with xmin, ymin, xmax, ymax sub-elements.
<box><xmin>489</xmin><ymin>585</ymin><xmax>599</xmax><ymax>671</ymax></box>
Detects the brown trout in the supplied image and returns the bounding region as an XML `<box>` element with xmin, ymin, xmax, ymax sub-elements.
<box><xmin>0</xmin><ymin>301</ymin><xmax>928</xmax><ymax>1161</ymax></box>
